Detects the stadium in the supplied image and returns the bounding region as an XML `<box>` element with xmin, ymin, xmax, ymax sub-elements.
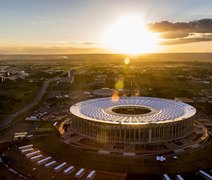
<box><xmin>70</xmin><ymin>97</ymin><xmax>196</xmax><ymax>145</ymax></box>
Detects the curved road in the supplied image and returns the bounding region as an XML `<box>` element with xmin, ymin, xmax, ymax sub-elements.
<box><xmin>0</xmin><ymin>79</ymin><xmax>50</xmax><ymax>129</ymax></box>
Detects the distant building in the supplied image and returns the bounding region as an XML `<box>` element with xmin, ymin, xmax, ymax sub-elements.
<box><xmin>25</xmin><ymin>116</ymin><xmax>39</xmax><ymax>121</ymax></box>
<box><xmin>19</xmin><ymin>70</ymin><xmax>29</xmax><ymax>79</ymax></box>
<box><xmin>0</xmin><ymin>75</ymin><xmax>5</xmax><ymax>82</ymax></box>
<box><xmin>57</xmin><ymin>77</ymin><xmax>74</xmax><ymax>84</ymax></box>
<box><xmin>92</xmin><ymin>75</ymin><xmax>107</xmax><ymax>86</ymax></box>
<box><xmin>93</xmin><ymin>88</ymin><xmax>116</xmax><ymax>97</ymax></box>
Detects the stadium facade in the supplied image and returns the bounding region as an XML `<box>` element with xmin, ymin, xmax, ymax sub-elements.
<box><xmin>70</xmin><ymin>97</ymin><xmax>196</xmax><ymax>145</ymax></box>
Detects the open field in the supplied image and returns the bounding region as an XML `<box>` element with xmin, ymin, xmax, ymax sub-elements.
<box><xmin>0</xmin><ymin>80</ymin><xmax>41</xmax><ymax>115</ymax></box>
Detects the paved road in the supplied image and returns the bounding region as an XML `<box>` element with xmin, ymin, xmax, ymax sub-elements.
<box><xmin>0</xmin><ymin>80</ymin><xmax>50</xmax><ymax>129</ymax></box>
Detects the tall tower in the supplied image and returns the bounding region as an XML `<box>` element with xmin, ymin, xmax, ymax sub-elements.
<box><xmin>68</xmin><ymin>70</ymin><xmax>71</xmax><ymax>78</ymax></box>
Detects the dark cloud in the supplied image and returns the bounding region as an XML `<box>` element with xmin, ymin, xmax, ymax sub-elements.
<box><xmin>160</xmin><ymin>31</ymin><xmax>190</xmax><ymax>39</ymax></box>
<box><xmin>161</xmin><ymin>34</ymin><xmax>212</xmax><ymax>45</ymax></box>
<box><xmin>149</xmin><ymin>19</ymin><xmax>212</xmax><ymax>33</ymax></box>
<box><xmin>149</xmin><ymin>19</ymin><xmax>212</xmax><ymax>45</ymax></box>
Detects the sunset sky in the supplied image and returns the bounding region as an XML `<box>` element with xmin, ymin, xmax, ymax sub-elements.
<box><xmin>0</xmin><ymin>0</ymin><xmax>212</xmax><ymax>54</ymax></box>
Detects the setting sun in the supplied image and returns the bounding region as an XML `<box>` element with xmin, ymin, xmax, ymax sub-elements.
<box><xmin>102</xmin><ymin>15</ymin><xmax>160</xmax><ymax>54</ymax></box>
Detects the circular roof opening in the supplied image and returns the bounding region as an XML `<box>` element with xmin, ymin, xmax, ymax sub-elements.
<box><xmin>111</xmin><ymin>106</ymin><xmax>151</xmax><ymax>115</ymax></box>
<box><xmin>70</xmin><ymin>97</ymin><xmax>197</xmax><ymax>124</ymax></box>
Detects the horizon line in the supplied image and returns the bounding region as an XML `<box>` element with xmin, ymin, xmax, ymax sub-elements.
<box><xmin>1</xmin><ymin>52</ymin><xmax>212</xmax><ymax>55</ymax></box>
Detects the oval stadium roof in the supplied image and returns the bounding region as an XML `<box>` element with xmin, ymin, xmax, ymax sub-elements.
<box><xmin>70</xmin><ymin>97</ymin><xmax>196</xmax><ymax>124</ymax></box>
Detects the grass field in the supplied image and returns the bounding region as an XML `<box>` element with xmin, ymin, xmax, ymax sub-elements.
<box><xmin>31</xmin><ymin>135</ymin><xmax>212</xmax><ymax>175</ymax></box>
<box><xmin>0</xmin><ymin>80</ymin><xmax>41</xmax><ymax>115</ymax></box>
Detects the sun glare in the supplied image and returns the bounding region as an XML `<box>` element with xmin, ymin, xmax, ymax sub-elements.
<box><xmin>102</xmin><ymin>15</ymin><xmax>159</xmax><ymax>55</ymax></box>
